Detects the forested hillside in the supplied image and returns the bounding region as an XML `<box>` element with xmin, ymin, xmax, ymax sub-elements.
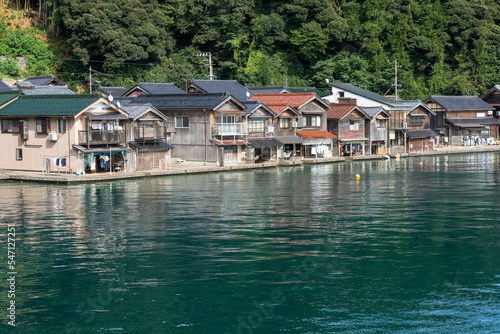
<box><xmin>2</xmin><ymin>0</ymin><xmax>500</xmax><ymax>98</ymax></box>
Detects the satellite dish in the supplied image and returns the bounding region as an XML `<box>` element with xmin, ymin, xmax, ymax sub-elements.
<box><xmin>117</xmin><ymin>101</ymin><xmax>121</xmax><ymax>109</ymax></box>
<box><xmin>325</xmin><ymin>78</ymin><xmax>329</xmax><ymax>84</ymax></box>
<box><xmin>108</xmin><ymin>95</ymin><xmax>114</xmax><ymax>102</ymax></box>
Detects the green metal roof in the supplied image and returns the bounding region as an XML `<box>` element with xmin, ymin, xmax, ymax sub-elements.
<box><xmin>0</xmin><ymin>91</ymin><xmax>21</xmax><ymax>106</ymax></box>
<box><xmin>0</xmin><ymin>94</ymin><xmax>101</xmax><ymax>117</ymax></box>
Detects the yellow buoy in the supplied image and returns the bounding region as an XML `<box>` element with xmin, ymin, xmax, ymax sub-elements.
<box><xmin>355</xmin><ymin>174</ymin><xmax>360</xmax><ymax>179</ymax></box>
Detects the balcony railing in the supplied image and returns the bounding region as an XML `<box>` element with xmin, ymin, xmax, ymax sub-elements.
<box><xmin>78</xmin><ymin>130</ymin><xmax>126</xmax><ymax>145</ymax></box>
<box><xmin>134</xmin><ymin>126</ymin><xmax>166</xmax><ymax>140</ymax></box>
<box><xmin>213</xmin><ymin>123</ymin><xmax>247</xmax><ymax>136</ymax></box>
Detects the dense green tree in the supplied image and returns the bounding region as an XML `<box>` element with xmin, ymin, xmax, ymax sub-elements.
<box><xmin>56</xmin><ymin>0</ymin><xmax>173</xmax><ymax>69</ymax></box>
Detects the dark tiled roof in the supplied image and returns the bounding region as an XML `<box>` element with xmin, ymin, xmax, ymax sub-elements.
<box><xmin>23</xmin><ymin>75</ymin><xmax>65</xmax><ymax>86</ymax></box>
<box><xmin>129</xmin><ymin>140</ymin><xmax>174</xmax><ymax>151</ymax></box>
<box><xmin>248</xmin><ymin>137</ymin><xmax>284</xmax><ymax>148</ymax></box>
<box><xmin>362</xmin><ymin>106</ymin><xmax>391</xmax><ymax>118</ymax></box>
<box><xmin>187</xmin><ymin>79</ymin><xmax>254</xmax><ymax>101</ymax></box>
<box><xmin>0</xmin><ymin>94</ymin><xmax>101</xmax><ymax>117</ymax></box>
<box><xmin>428</xmin><ymin>96</ymin><xmax>493</xmax><ymax>111</ymax></box>
<box><xmin>328</xmin><ymin>82</ymin><xmax>409</xmax><ymax>108</ymax></box>
<box><xmin>136</xmin><ymin>83</ymin><xmax>185</xmax><ymax>95</ymax></box>
<box><xmin>406</xmin><ymin>130</ymin><xmax>439</xmax><ymax>138</ymax></box>
<box><xmin>21</xmin><ymin>86</ymin><xmax>75</xmax><ymax>95</ymax></box>
<box><xmin>401</xmin><ymin>100</ymin><xmax>435</xmax><ymax>115</ymax></box>
<box><xmin>120</xmin><ymin>103</ymin><xmax>168</xmax><ymax>121</ymax></box>
<box><xmin>129</xmin><ymin>93</ymin><xmax>240</xmax><ymax>110</ymax></box>
<box><xmin>242</xmin><ymin>100</ymin><xmax>276</xmax><ymax>116</ymax></box>
<box><xmin>98</xmin><ymin>86</ymin><xmax>127</xmax><ymax>97</ymax></box>
<box><xmin>446</xmin><ymin>117</ymin><xmax>500</xmax><ymax>126</ymax></box>
<box><xmin>0</xmin><ymin>81</ymin><xmax>13</xmax><ymax>91</ymax></box>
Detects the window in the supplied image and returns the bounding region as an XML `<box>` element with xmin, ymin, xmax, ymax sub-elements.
<box><xmin>339</xmin><ymin>91</ymin><xmax>345</xmax><ymax>98</ymax></box>
<box><xmin>219</xmin><ymin>115</ymin><xmax>236</xmax><ymax>124</ymax></box>
<box><xmin>36</xmin><ymin>118</ymin><xmax>50</xmax><ymax>133</ymax></box>
<box><xmin>409</xmin><ymin>116</ymin><xmax>424</xmax><ymax>127</ymax></box>
<box><xmin>175</xmin><ymin>116</ymin><xmax>189</xmax><ymax>128</ymax></box>
<box><xmin>349</xmin><ymin>120</ymin><xmax>359</xmax><ymax>130</ymax></box>
<box><xmin>248</xmin><ymin>119</ymin><xmax>265</xmax><ymax>133</ymax></box>
<box><xmin>2</xmin><ymin>119</ymin><xmax>21</xmax><ymax>133</ymax></box>
<box><xmin>280</xmin><ymin>118</ymin><xmax>290</xmax><ymax>129</ymax></box>
<box><xmin>58</xmin><ymin>119</ymin><xmax>66</xmax><ymax>133</ymax></box>
<box><xmin>305</xmin><ymin>115</ymin><xmax>321</xmax><ymax>127</ymax></box>
<box><xmin>16</xmin><ymin>148</ymin><xmax>22</xmax><ymax>161</ymax></box>
<box><xmin>376</xmin><ymin>119</ymin><xmax>387</xmax><ymax>128</ymax></box>
<box><xmin>477</xmin><ymin>112</ymin><xmax>486</xmax><ymax>118</ymax></box>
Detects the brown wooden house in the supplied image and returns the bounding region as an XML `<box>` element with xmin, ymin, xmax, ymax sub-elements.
<box><xmin>326</xmin><ymin>103</ymin><xmax>370</xmax><ymax>156</ymax></box>
<box><xmin>401</xmin><ymin>100</ymin><xmax>438</xmax><ymax>152</ymax></box>
<box><xmin>425</xmin><ymin>96</ymin><xmax>498</xmax><ymax>145</ymax></box>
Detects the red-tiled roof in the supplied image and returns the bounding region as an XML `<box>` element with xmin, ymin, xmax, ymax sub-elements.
<box><xmin>250</xmin><ymin>93</ymin><xmax>317</xmax><ymax>115</ymax></box>
<box><xmin>326</xmin><ymin>103</ymin><xmax>357</xmax><ymax>119</ymax></box>
<box><xmin>297</xmin><ymin>131</ymin><xmax>336</xmax><ymax>139</ymax></box>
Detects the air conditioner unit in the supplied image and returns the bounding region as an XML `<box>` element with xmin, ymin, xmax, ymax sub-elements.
<box><xmin>267</xmin><ymin>126</ymin><xmax>274</xmax><ymax>133</ymax></box>
<box><xmin>48</xmin><ymin>133</ymin><xmax>58</xmax><ymax>141</ymax></box>
<box><xmin>488</xmin><ymin>110</ymin><xmax>493</xmax><ymax>116</ymax></box>
<box><xmin>402</xmin><ymin>122</ymin><xmax>408</xmax><ymax>128</ymax></box>
<box><xmin>291</xmin><ymin>122</ymin><xmax>298</xmax><ymax>128</ymax></box>
<box><xmin>437</xmin><ymin>129</ymin><xmax>445</xmax><ymax>134</ymax></box>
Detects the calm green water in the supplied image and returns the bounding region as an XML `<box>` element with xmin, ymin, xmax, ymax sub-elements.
<box><xmin>1</xmin><ymin>153</ymin><xmax>500</xmax><ymax>333</ymax></box>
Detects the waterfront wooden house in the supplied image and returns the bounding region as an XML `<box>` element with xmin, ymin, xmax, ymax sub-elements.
<box><xmin>121</xmin><ymin>103</ymin><xmax>174</xmax><ymax>171</ymax></box>
<box><xmin>242</xmin><ymin>100</ymin><xmax>283</xmax><ymax>162</ymax></box>
<box><xmin>249</xmin><ymin>93</ymin><xmax>334</xmax><ymax>158</ymax></box>
<box><xmin>0</xmin><ymin>93</ymin><xmax>136</xmax><ymax>173</ymax></box>
<box><xmin>326</xmin><ymin>103</ymin><xmax>370</xmax><ymax>156</ymax></box>
<box><xmin>425</xmin><ymin>96</ymin><xmax>498</xmax><ymax>145</ymax></box>
<box><xmin>361</xmin><ymin>106</ymin><xmax>391</xmax><ymax>155</ymax></box>
<box><xmin>481</xmin><ymin>85</ymin><xmax>500</xmax><ymax>135</ymax></box>
<box><xmin>118</xmin><ymin>93</ymin><xmax>248</xmax><ymax>165</ymax></box>
<box><xmin>400</xmin><ymin>100</ymin><xmax>438</xmax><ymax>152</ymax></box>
<box><xmin>323</xmin><ymin>83</ymin><xmax>411</xmax><ymax>153</ymax></box>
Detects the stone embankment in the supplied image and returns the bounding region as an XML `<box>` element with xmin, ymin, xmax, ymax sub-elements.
<box><xmin>1</xmin><ymin>146</ymin><xmax>500</xmax><ymax>184</ymax></box>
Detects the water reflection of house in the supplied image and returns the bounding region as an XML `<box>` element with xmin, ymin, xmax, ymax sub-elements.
<box><xmin>0</xmin><ymin>93</ymin><xmax>134</xmax><ymax>173</ymax></box>
<box><xmin>425</xmin><ymin>95</ymin><xmax>499</xmax><ymax>146</ymax></box>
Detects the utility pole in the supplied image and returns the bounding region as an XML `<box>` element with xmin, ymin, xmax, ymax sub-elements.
<box><xmin>196</xmin><ymin>53</ymin><xmax>215</xmax><ymax>80</ymax></box>
<box><xmin>89</xmin><ymin>66</ymin><xmax>92</xmax><ymax>94</ymax></box>
<box><xmin>394</xmin><ymin>60</ymin><xmax>401</xmax><ymax>101</ymax></box>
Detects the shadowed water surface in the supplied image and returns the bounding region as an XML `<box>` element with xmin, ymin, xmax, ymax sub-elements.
<box><xmin>1</xmin><ymin>153</ymin><xmax>500</xmax><ymax>333</ymax></box>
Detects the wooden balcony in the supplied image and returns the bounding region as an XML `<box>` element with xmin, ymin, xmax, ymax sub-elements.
<box><xmin>134</xmin><ymin>126</ymin><xmax>166</xmax><ymax>140</ymax></box>
<box><xmin>78</xmin><ymin>130</ymin><xmax>126</xmax><ymax>145</ymax></box>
